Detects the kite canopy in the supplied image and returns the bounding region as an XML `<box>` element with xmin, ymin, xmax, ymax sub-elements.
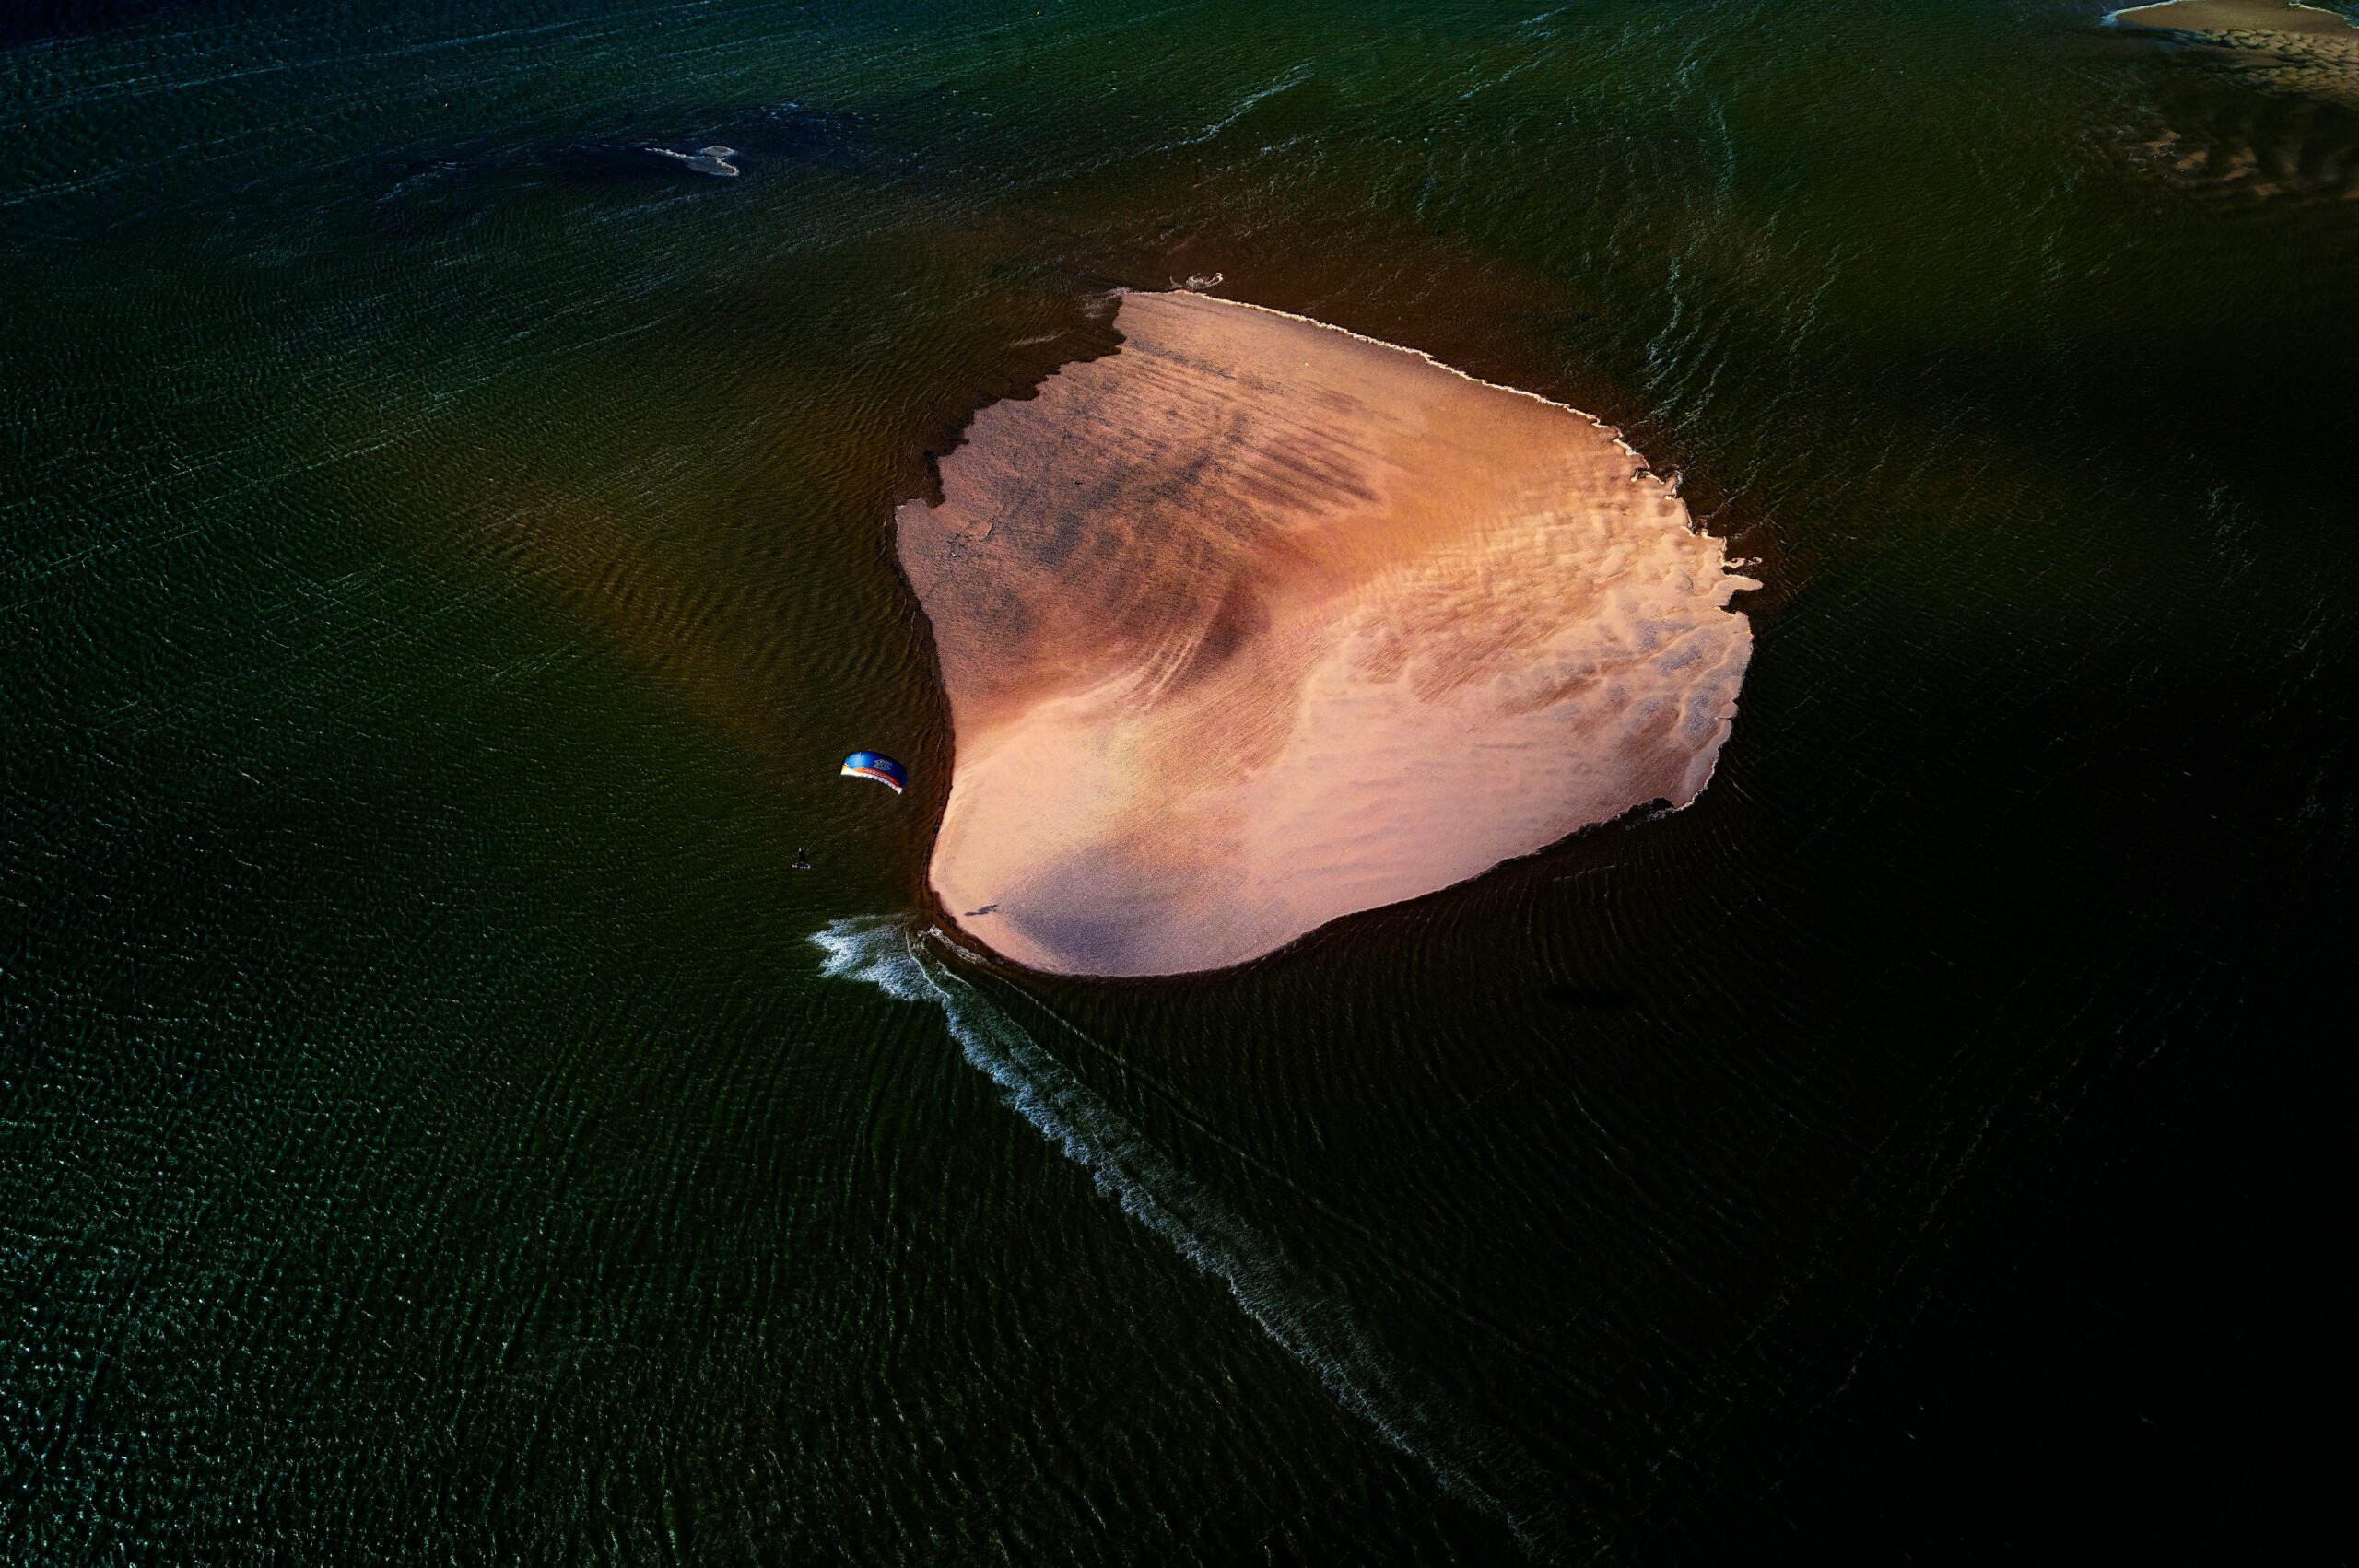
<box><xmin>839</xmin><ymin>752</ymin><xmax>908</xmax><ymax>793</ymax></box>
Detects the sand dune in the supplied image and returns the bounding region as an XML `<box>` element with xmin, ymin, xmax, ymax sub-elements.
<box><xmin>897</xmin><ymin>291</ymin><xmax>1755</xmax><ymax>977</ymax></box>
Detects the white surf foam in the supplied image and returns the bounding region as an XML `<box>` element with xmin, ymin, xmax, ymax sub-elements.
<box><xmin>644</xmin><ymin>143</ymin><xmax>740</xmax><ymax>176</ymax></box>
<box><xmin>811</xmin><ymin>915</ymin><xmax>1571</xmax><ymax>1560</ymax></box>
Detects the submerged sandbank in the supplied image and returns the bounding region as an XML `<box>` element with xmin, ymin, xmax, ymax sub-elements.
<box><xmin>897</xmin><ymin>291</ymin><xmax>1756</xmax><ymax>977</ymax></box>
<box><xmin>2108</xmin><ymin>1</ymin><xmax>2359</xmax><ymax>105</ymax></box>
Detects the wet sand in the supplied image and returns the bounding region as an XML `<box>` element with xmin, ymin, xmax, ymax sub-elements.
<box><xmin>897</xmin><ymin>291</ymin><xmax>1755</xmax><ymax>977</ymax></box>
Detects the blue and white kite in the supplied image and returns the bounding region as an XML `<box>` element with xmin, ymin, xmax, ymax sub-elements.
<box><xmin>839</xmin><ymin>752</ymin><xmax>908</xmax><ymax>793</ymax></box>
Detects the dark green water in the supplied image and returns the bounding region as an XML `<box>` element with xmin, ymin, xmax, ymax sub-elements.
<box><xmin>4</xmin><ymin>1</ymin><xmax>2351</xmax><ymax>1561</ymax></box>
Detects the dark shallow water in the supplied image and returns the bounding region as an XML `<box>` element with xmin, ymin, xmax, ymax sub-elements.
<box><xmin>4</xmin><ymin>1</ymin><xmax>2351</xmax><ymax>1562</ymax></box>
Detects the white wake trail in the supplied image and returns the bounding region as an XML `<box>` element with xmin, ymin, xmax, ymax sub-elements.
<box><xmin>812</xmin><ymin>916</ymin><xmax>1568</xmax><ymax>1560</ymax></box>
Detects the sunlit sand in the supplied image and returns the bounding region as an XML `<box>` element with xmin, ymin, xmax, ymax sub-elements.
<box><xmin>2110</xmin><ymin>0</ymin><xmax>2359</xmax><ymax>38</ymax></box>
<box><xmin>897</xmin><ymin>291</ymin><xmax>1756</xmax><ymax>977</ymax></box>
<box><xmin>2110</xmin><ymin>0</ymin><xmax>2359</xmax><ymax>105</ymax></box>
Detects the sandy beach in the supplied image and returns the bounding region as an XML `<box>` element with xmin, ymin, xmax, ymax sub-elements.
<box><xmin>897</xmin><ymin>290</ymin><xmax>1755</xmax><ymax>977</ymax></box>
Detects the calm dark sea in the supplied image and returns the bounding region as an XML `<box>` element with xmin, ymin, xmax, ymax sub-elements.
<box><xmin>4</xmin><ymin>1</ymin><xmax>2350</xmax><ymax>1562</ymax></box>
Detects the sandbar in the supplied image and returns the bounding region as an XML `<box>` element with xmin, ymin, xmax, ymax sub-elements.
<box><xmin>2110</xmin><ymin>0</ymin><xmax>2359</xmax><ymax>108</ymax></box>
<box><xmin>2108</xmin><ymin>0</ymin><xmax>2359</xmax><ymax>38</ymax></box>
<box><xmin>897</xmin><ymin>291</ymin><xmax>1756</xmax><ymax>977</ymax></box>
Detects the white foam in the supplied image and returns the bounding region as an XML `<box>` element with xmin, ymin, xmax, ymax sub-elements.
<box><xmin>644</xmin><ymin>143</ymin><xmax>741</xmax><ymax>177</ymax></box>
<box><xmin>810</xmin><ymin>915</ymin><xmax>1572</xmax><ymax>1559</ymax></box>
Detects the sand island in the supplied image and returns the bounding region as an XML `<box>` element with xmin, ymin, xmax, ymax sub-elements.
<box><xmin>2109</xmin><ymin>1</ymin><xmax>2359</xmax><ymax>102</ymax></box>
<box><xmin>897</xmin><ymin>291</ymin><xmax>1756</xmax><ymax>977</ymax></box>
<box><xmin>2110</xmin><ymin>0</ymin><xmax>2358</xmax><ymax>38</ymax></box>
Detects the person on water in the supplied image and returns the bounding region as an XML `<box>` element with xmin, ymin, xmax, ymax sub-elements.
<box><xmin>791</xmin><ymin>848</ymin><xmax>812</xmax><ymax>871</ymax></box>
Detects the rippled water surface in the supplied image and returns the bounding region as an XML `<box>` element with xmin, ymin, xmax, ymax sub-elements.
<box><xmin>4</xmin><ymin>1</ymin><xmax>2350</xmax><ymax>1562</ymax></box>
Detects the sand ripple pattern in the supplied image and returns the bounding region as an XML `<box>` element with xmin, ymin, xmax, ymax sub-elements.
<box><xmin>899</xmin><ymin>291</ymin><xmax>1756</xmax><ymax>977</ymax></box>
<box><xmin>2112</xmin><ymin>0</ymin><xmax>2359</xmax><ymax>106</ymax></box>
